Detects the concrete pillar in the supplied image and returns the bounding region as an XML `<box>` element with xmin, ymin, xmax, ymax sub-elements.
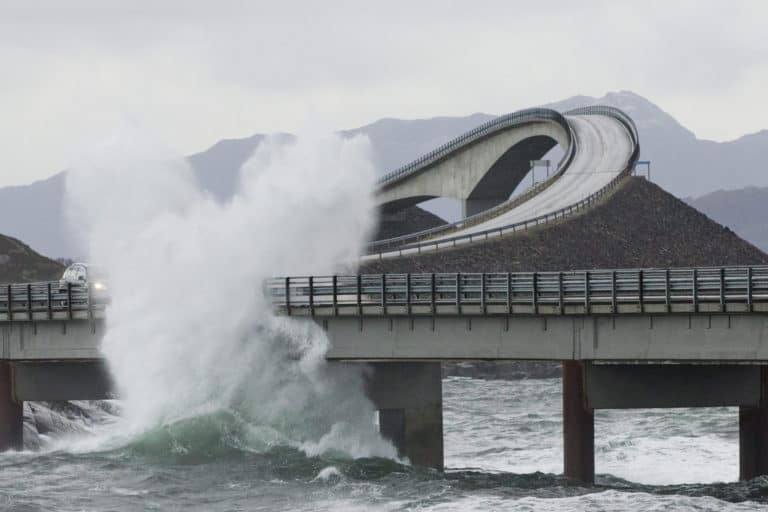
<box><xmin>365</xmin><ymin>362</ymin><xmax>444</xmax><ymax>469</ymax></box>
<box><xmin>0</xmin><ymin>362</ymin><xmax>23</xmax><ymax>451</ymax></box>
<box><xmin>563</xmin><ymin>361</ymin><xmax>594</xmax><ymax>484</ymax></box>
<box><xmin>740</xmin><ymin>366</ymin><xmax>768</xmax><ymax>480</ymax></box>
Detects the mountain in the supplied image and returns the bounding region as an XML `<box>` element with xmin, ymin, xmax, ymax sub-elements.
<box><xmin>0</xmin><ymin>91</ymin><xmax>766</xmax><ymax>258</ymax></box>
<box><xmin>686</xmin><ymin>186</ymin><xmax>768</xmax><ymax>253</ymax></box>
<box><xmin>543</xmin><ymin>91</ymin><xmax>768</xmax><ymax>198</ymax></box>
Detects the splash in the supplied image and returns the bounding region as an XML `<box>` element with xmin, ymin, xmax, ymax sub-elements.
<box><xmin>63</xmin><ymin>124</ymin><xmax>395</xmax><ymax>459</ymax></box>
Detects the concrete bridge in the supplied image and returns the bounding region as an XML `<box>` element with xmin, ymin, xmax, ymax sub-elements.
<box><xmin>3</xmin><ymin>106</ymin><xmax>766</xmax><ymax>485</ymax></box>
<box><xmin>3</xmin><ymin>267</ymin><xmax>768</xmax><ymax>483</ymax></box>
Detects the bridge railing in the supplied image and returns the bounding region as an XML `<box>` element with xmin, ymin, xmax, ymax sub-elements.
<box><xmin>0</xmin><ymin>281</ymin><xmax>108</xmax><ymax>322</ymax></box>
<box><xmin>268</xmin><ymin>266</ymin><xmax>768</xmax><ymax>316</ymax></box>
<box><xmin>366</xmin><ymin>105</ymin><xmax>639</xmax><ymax>259</ymax></box>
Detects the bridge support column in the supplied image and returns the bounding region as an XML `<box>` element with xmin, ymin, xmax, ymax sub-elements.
<box><xmin>365</xmin><ymin>362</ymin><xmax>443</xmax><ymax>469</ymax></box>
<box><xmin>563</xmin><ymin>361</ymin><xmax>594</xmax><ymax>484</ymax></box>
<box><xmin>740</xmin><ymin>366</ymin><xmax>768</xmax><ymax>481</ymax></box>
<box><xmin>0</xmin><ymin>362</ymin><xmax>22</xmax><ymax>451</ymax></box>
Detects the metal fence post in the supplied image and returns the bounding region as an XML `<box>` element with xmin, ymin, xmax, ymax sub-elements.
<box><xmin>285</xmin><ymin>277</ymin><xmax>291</xmax><ymax>316</ymax></box>
<box><xmin>332</xmin><ymin>275</ymin><xmax>338</xmax><ymax>316</ymax></box>
<box><xmin>584</xmin><ymin>271</ymin><xmax>590</xmax><ymax>314</ymax></box>
<box><xmin>692</xmin><ymin>268</ymin><xmax>698</xmax><ymax>313</ymax></box>
<box><xmin>46</xmin><ymin>282</ymin><xmax>52</xmax><ymax>320</ymax></box>
<box><xmin>308</xmin><ymin>276</ymin><xmax>314</xmax><ymax>316</ymax></box>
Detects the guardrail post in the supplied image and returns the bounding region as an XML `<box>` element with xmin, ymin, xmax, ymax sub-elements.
<box><xmin>6</xmin><ymin>284</ymin><xmax>11</xmax><ymax>322</ymax></box>
<box><xmin>67</xmin><ymin>282</ymin><xmax>72</xmax><ymax>320</ymax></box>
<box><xmin>456</xmin><ymin>273</ymin><xmax>462</xmax><ymax>314</ymax></box>
<box><xmin>26</xmin><ymin>284</ymin><xmax>32</xmax><ymax>321</ymax></box>
<box><xmin>748</xmin><ymin>267</ymin><xmax>753</xmax><ymax>313</ymax></box>
<box><xmin>357</xmin><ymin>275</ymin><xmax>362</xmax><ymax>316</ymax></box>
<box><xmin>308</xmin><ymin>276</ymin><xmax>314</xmax><ymax>316</ymax></box>
<box><xmin>611</xmin><ymin>270</ymin><xmax>616</xmax><ymax>314</ymax></box>
<box><xmin>532</xmin><ymin>272</ymin><xmax>538</xmax><ymax>314</ymax></box>
<box><xmin>285</xmin><ymin>277</ymin><xmax>291</xmax><ymax>316</ymax></box>
<box><xmin>584</xmin><ymin>271</ymin><xmax>590</xmax><ymax>314</ymax></box>
<box><xmin>719</xmin><ymin>267</ymin><xmax>725</xmax><ymax>312</ymax></box>
<box><xmin>46</xmin><ymin>282</ymin><xmax>52</xmax><ymax>320</ymax></box>
<box><xmin>332</xmin><ymin>275</ymin><xmax>338</xmax><ymax>316</ymax></box>
<box><xmin>558</xmin><ymin>272</ymin><xmax>564</xmax><ymax>315</ymax></box>
<box><xmin>480</xmin><ymin>274</ymin><xmax>486</xmax><ymax>315</ymax></box>
<box><xmin>692</xmin><ymin>268</ymin><xmax>698</xmax><ymax>313</ymax></box>
<box><xmin>430</xmin><ymin>274</ymin><xmax>436</xmax><ymax>316</ymax></box>
<box><xmin>506</xmin><ymin>272</ymin><xmax>512</xmax><ymax>315</ymax></box>
<box><xmin>87</xmin><ymin>281</ymin><xmax>94</xmax><ymax>331</ymax></box>
<box><xmin>406</xmin><ymin>273</ymin><xmax>411</xmax><ymax>316</ymax></box>
<box><xmin>638</xmin><ymin>270</ymin><xmax>644</xmax><ymax>314</ymax></box>
<box><xmin>665</xmin><ymin>269</ymin><xmax>671</xmax><ymax>313</ymax></box>
<box><xmin>381</xmin><ymin>274</ymin><xmax>386</xmax><ymax>314</ymax></box>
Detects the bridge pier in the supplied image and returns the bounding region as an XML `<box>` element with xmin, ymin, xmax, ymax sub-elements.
<box><xmin>364</xmin><ymin>362</ymin><xmax>444</xmax><ymax>469</ymax></box>
<box><xmin>740</xmin><ymin>366</ymin><xmax>768</xmax><ymax>480</ymax></box>
<box><xmin>562</xmin><ymin>361</ymin><xmax>594</xmax><ymax>483</ymax></box>
<box><xmin>0</xmin><ymin>362</ymin><xmax>23</xmax><ymax>451</ymax></box>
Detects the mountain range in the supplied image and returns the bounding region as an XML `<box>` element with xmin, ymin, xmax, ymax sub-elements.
<box><xmin>1</xmin><ymin>90</ymin><xmax>766</xmax><ymax>258</ymax></box>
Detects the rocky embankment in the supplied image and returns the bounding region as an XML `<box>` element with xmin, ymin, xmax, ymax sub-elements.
<box><xmin>367</xmin><ymin>177</ymin><xmax>768</xmax><ymax>380</ymax></box>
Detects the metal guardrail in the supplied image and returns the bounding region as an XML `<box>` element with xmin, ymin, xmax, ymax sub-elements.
<box><xmin>268</xmin><ymin>267</ymin><xmax>768</xmax><ymax>317</ymax></box>
<box><xmin>366</xmin><ymin>105</ymin><xmax>640</xmax><ymax>259</ymax></box>
<box><xmin>0</xmin><ymin>281</ymin><xmax>108</xmax><ymax>323</ymax></box>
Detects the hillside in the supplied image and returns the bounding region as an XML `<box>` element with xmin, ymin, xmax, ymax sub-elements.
<box><xmin>686</xmin><ymin>186</ymin><xmax>768</xmax><ymax>253</ymax></box>
<box><xmin>362</xmin><ymin>177</ymin><xmax>768</xmax><ymax>274</ymax></box>
<box><xmin>0</xmin><ymin>233</ymin><xmax>64</xmax><ymax>283</ymax></box>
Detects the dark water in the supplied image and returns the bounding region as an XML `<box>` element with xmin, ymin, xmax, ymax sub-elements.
<box><xmin>2</xmin><ymin>377</ymin><xmax>767</xmax><ymax>511</ymax></box>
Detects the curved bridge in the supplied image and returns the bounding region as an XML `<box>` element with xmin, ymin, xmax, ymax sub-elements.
<box><xmin>370</xmin><ymin>106</ymin><xmax>640</xmax><ymax>258</ymax></box>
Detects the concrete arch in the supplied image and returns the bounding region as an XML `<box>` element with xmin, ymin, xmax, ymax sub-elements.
<box><xmin>377</xmin><ymin>118</ymin><xmax>571</xmax><ymax>216</ymax></box>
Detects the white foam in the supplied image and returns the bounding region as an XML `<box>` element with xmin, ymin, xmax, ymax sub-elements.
<box><xmin>63</xmin><ymin>124</ymin><xmax>395</xmax><ymax>459</ymax></box>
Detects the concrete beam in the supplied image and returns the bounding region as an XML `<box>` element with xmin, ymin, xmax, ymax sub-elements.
<box><xmin>11</xmin><ymin>360</ymin><xmax>113</xmax><ymax>401</ymax></box>
<box><xmin>584</xmin><ymin>364</ymin><xmax>761</xmax><ymax>409</ymax></box>
<box><xmin>1</xmin><ymin>320</ymin><xmax>104</xmax><ymax>360</ymax></box>
<box><xmin>321</xmin><ymin>314</ymin><xmax>768</xmax><ymax>362</ymax></box>
<box><xmin>364</xmin><ymin>362</ymin><xmax>443</xmax><ymax>469</ymax></box>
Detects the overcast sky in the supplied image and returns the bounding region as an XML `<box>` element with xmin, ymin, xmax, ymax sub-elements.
<box><xmin>1</xmin><ymin>0</ymin><xmax>767</xmax><ymax>186</ymax></box>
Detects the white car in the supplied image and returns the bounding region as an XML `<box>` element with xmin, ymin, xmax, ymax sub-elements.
<box><xmin>60</xmin><ymin>263</ymin><xmax>110</xmax><ymax>305</ymax></box>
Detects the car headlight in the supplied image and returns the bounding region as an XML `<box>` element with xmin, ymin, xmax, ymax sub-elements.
<box><xmin>93</xmin><ymin>282</ymin><xmax>106</xmax><ymax>291</ymax></box>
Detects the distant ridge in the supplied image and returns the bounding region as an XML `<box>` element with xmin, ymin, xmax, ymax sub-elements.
<box><xmin>1</xmin><ymin>90</ymin><xmax>766</xmax><ymax>258</ymax></box>
<box><xmin>687</xmin><ymin>186</ymin><xmax>768</xmax><ymax>253</ymax></box>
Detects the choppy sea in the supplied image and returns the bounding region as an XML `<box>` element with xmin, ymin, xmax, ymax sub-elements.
<box><xmin>1</xmin><ymin>376</ymin><xmax>766</xmax><ymax>511</ymax></box>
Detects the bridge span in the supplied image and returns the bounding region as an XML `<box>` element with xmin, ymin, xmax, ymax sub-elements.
<box><xmin>2</xmin><ymin>266</ymin><xmax>768</xmax><ymax>483</ymax></box>
<box><xmin>369</xmin><ymin>105</ymin><xmax>640</xmax><ymax>259</ymax></box>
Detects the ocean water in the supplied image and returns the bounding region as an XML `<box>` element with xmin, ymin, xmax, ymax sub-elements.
<box><xmin>2</xmin><ymin>376</ymin><xmax>766</xmax><ymax>512</ymax></box>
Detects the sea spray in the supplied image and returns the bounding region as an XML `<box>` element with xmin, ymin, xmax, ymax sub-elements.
<box><xmin>63</xmin><ymin>125</ymin><xmax>396</xmax><ymax>459</ymax></box>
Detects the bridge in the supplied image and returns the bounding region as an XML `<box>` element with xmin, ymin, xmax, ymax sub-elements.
<box><xmin>2</xmin><ymin>106</ymin><xmax>766</xmax><ymax>485</ymax></box>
